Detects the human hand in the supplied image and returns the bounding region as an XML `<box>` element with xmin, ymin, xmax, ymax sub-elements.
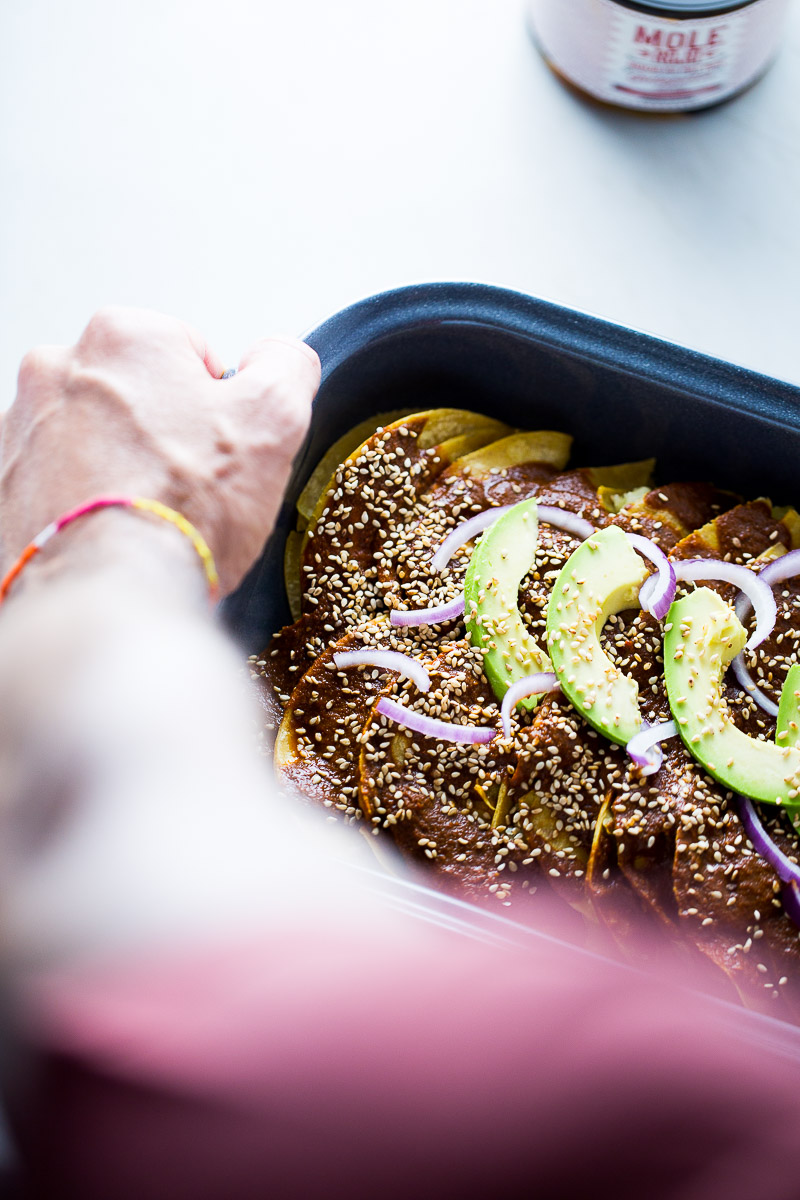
<box><xmin>0</xmin><ymin>307</ymin><xmax>319</xmax><ymax>594</ymax></box>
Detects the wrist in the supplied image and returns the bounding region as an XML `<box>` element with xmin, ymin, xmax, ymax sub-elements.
<box><xmin>2</xmin><ymin>505</ymin><xmax>212</xmax><ymax>612</ymax></box>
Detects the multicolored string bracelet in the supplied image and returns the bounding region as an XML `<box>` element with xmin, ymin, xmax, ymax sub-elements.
<box><xmin>0</xmin><ymin>496</ymin><xmax>219</xmax><ymax>606</ymax></box>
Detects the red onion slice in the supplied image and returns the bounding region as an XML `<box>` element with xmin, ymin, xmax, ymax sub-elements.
<box><xmin>673</xmin><ymin>559</ymin><xmax>776</xmax><ymax>650</ymax></box>
<box><xmin>730</xmin><ymin>652</ymin><xmax>779</xmax><ymax>718</ymax></box>
<box><xmin>430</xmin><ymin>506</ymin><xmax>513</xmax><ymax>572</ymax></box>
<box><xmin>638</xmin><ymin>572</ymin><xmax>656</xmax><ymax>611</ymax></box>
<box><xmin>534</xmin><ymin>505</ymin><xmax>596</xmax><ymax>541</ymax></box>
<box><xmin>500</xmin><ymin>671</ymin><xmax>560</xmax><ymax>738</ymax></box>
<box><xmin>431</xmin><ymin>503</ymin><xmax>596</xmax><ymax>573</ymax></box>
<box><xmin>758</xmin><ymin>548</ymin><xmax>800</xmax><ymax>589</ymax></box>
<box><xmin>782</xmin><ymin>881</ymin><xmax>800</xmax><ymax>930</ymax></box>
<box><xmin>332</xmin><ymin>649</ymin><xmax>431</xmax><ymax>693</ymax></box>
<box><xmin>626</xmin><ymin>533</ymin><xmax>677</xmax><ymax>621</ymax></box>
<box><xmin>737</xmin><ymin>794</ymin><xmax>800</xmax><ymax>889</ymax></box>
<box><xmin>376</xmin><ymin>696</ymin><xmax>496</xmax><ymax>745</ymax></box>
<box><xmin>734</xmin><ymin>549</ymin><xmax>800</xmax><ymax>624</ymax></box>
<box><xmin>638</xmin><ymin>572</ymin><xmax>673</xmax><ymax>618</ymax></box>
<box><xmin>736</xmin><ymin>549</ymin><xmax>800</xmax><ymax>623</ymax></box>
<box><xmin>727</xmin><ymin>549</ymin><xmax>799</xmax><ymax>714</ymax></box>
<box><xmin>626</xmin><ymin>719</ymin><xmax>678</xmax><ymax>777</ymax></box>
<box><xmin>389</xmin><ymin>594</ymin><xmax>465</xmax><ymax>628</ymax></box>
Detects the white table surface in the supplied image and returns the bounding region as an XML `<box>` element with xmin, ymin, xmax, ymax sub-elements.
<box><xmin>2</xmin><ymin>0</ymin><xmax>799</xmax><ymax>406</ymax></box>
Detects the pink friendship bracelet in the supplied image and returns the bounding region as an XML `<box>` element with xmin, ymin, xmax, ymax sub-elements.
<box><xmin>0</xmin><ymin>496</ymin><xmax>219</xmax><ymax>604</ymax></box>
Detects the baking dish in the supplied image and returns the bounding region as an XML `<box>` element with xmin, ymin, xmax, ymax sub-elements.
<box><xmin>223</xmin><ymin>281</ymin><xmax>800</xmax><ymax>654</ymax></box>
<box><xmin>221</xmin><ymin>281</ymin><xmax>800</xmax><ymax>1050</ymax></box>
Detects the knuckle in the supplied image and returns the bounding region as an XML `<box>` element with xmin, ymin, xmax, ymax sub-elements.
<box><xmin>16</xmin><ymin>345</ymin><xmax>66</xmax><ymax>396</ymax></box>
<box><xmin>79</xmin><ymin>306</ymin><xmax>190</xmax><ymax>365</ymax></box>
<box><xmin>16</xmin><ymin>350</ymin><xmax>43</xmax><ymax>392</ymax></box>
<box><xmin>81</xmin><ymin>305</ymin><xmax>134</xmax><ymax>348</ymax></box>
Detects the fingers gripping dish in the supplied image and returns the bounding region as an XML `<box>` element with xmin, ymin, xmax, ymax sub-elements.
<box><xmin>251</xmin><ymin>409</ymin><xmax>800</xmax><ymax>1019</ymax></box>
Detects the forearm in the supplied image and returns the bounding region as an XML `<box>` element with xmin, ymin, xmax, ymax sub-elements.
<box><xmin>0</xmin><ymin>519</ymin><xmax>313</xmax><ymax>968</ymax></box>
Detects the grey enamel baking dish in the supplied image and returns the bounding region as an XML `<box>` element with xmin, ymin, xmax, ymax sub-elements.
<box><xmin>222</xmin><ymin>281</ymin><xmax>800</xmax><ymax>654</ymax></box>
<box><xmin>220</xmin><ymin>281</ymin><xmax>800</xmax><ymax>1056</ymax></box>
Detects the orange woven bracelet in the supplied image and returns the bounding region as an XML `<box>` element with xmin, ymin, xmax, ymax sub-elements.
<box><xmin>0</xmin><ymin>496</ymin><xmax>219</xmax><ymax>605</ymax></box>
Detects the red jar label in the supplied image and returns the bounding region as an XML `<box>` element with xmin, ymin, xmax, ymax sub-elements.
<box><xmin>530</xmin><ymin>0</ymin><xmax>788</xmax><ymax>111</ymax></box>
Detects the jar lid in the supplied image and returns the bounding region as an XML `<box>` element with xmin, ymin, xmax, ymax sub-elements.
<box><xmin>630</xmin><ymin>1</ymin><xmax>746</xmax><ymax>10</ymax></box>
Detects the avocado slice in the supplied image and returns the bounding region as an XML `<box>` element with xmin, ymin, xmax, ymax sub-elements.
<box><xmin>777</xmin><ymin>663</ymin><xmax>800</xmax><ymax>749</ymax></box>
<box><xmin>464</xmin><ymin>498</ymin><xmax>550</xmax><ymax>708</ymax></box>
<box><xmin>663</xmin><ymin>587</ymin><xmax>800</xmax><ymax>807</ymax></box>
<box><xmin>545</xmin><ymin>525</ymin><xmax>649</xmax><ymax>745</ymax></box>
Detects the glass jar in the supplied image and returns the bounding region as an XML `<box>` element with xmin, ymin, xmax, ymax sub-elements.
<box><xmin>528</xmin><ymin>0</ymin><xmax>790</xmax><ymax>113</ymax></box>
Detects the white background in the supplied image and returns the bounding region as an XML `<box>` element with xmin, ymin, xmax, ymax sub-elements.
<box><xmin>1</xmin><ymin>0</ymin><xmax>799</xmax><ymax>403</ymax></box>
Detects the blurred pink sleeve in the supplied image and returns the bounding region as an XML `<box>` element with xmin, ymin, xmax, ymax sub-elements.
<box><xmin>12</xmin><ymin>913</ymin><xmax>800</xmax><ymax>1200</ymax></box>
